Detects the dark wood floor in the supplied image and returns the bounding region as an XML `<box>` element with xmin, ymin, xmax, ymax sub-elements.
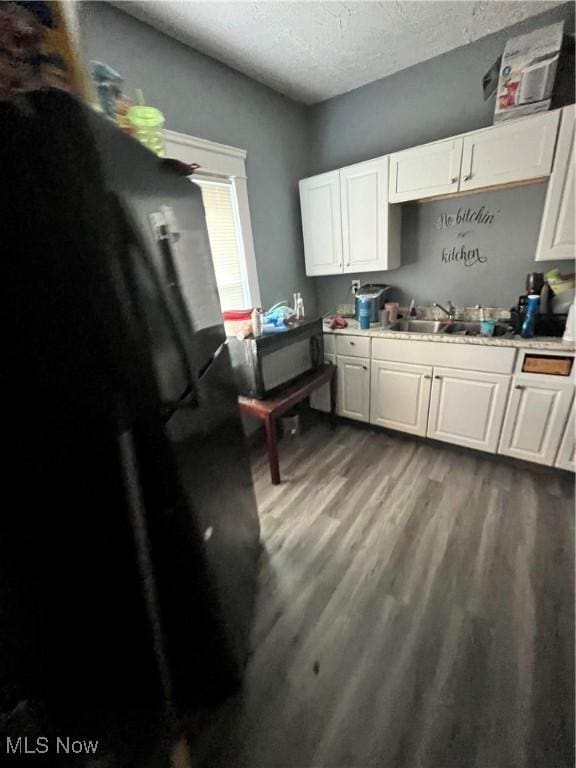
<box><xmin>186</xmin><ymin>419</ymin><xmax>575</xmax><ymax>768</ymax></box>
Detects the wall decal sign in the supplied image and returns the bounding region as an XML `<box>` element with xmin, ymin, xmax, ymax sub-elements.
<box><xmin>435</xmin><ymin>205</ymin><xmax>501</xmax><ymax>268</ymax></box>
<box><xmin>441</xmin><ymin>246</ymin><xmax>488</xmax><ymax>267</ymax></box>
<box><xmin>435</xmin><ymin>205</ymin><xmax>500</xmax><ymax>230</ymax></box>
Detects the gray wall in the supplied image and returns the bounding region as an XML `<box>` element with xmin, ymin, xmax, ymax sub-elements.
<box><xmin>309</xmin><ymin>3</ymin><xmax>575</xmax><ymax>314</ymax></box>
<box><xmin>322</xmin><ymin>184</ymin><xmax>554</xmax><ymax>312</ymax></box>
<box><xmin>79</xmin><ymin>1</ymin><xmax>317</xmax><ymax>315</ymax></box>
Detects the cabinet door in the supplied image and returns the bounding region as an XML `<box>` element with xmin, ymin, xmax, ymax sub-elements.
<box><xmin>536</xmin><ymin>106</ymin><xmax>575</xmax><ymax>261</ymax></box>
<box><xmin>337</xmin><ymin>355</ymin><xmax>370</xmax><ymax>422</ymax></box>
<box><xmin>459</xmin><ymin>110</ymin><xmax>560</xmax><ymax>192</ymax></box>
<box><xmin>427</xmin><ymin>368</ymin><xmax>510</xmax><ymax>453</ymax></box>
<box><xmin>370</xmin><ymin>360</ymin><xmax>432</xmax><ymax>436</ymax></box>
<box><xmin>340</xmin><ymin>157</ymin><xmax>400</xmax><ymax>273</ymax></box>
<box><xmin>499</xmin><ymin>376</ymin><xmax>573</xmax><ymax>465</ymax></box>
<box><xmin>555</xmin><ymin>398</ymin><xmax>575</xmax><ymax>472</ymax></box>
<box><xmin>309</xmin><ymin>353</ymin><xmax>335</xmax><ymax>413</ymax></box>
<box><xmin>299</xmin><ymin>171</ymin><xmax>342</xmax><ymax>276</ymax></box>
<box><xmin>389</xmin><ymin>139</ymin><xmax>463</xmax><ymax>202</ymax></box>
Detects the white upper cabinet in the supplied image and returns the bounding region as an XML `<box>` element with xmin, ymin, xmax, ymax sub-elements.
<box><xmin>340</xmin><ymin>157</ymin><xmax>400</xmax><ymax>273</ymax></box>
<box><xmin>536</xmin><ymin>105</ymin><xmax>576</xmax><ymax>262</ymax></box>
<box><xmin>459</xmin><ymin>110</ymin><xmax>560</xmax><ymax>192</ymax></box>
<box><xmin>300</xmin><ymin>159</ymin><xmax>400</xmax><ymax>277</ymax></box>
<box><xmin>499</xmin><ymin>376</ymin><xmax>573</xmax><ymax>466</ymax></box>
<box><xmin>555</xmin><ymin>397</ymin><xmax>575</xmax><ymax>472</ymax></box>
<box><xmin>427</xmin><ymin>368</ymin><xmax>510</xmax><ymax>453</ymax></box>
<box><xmin>389</xmin><ymin>139</ymin><xmax>463</xmax><ymax>202</ymax></box>
<box><xmin>299</xmin><ymin>171</ymin><xmax>342</xmax><ymax>276</ymax></box>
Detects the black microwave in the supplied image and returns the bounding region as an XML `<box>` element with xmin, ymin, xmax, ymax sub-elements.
<box><xmin>227</xmin><ymin>318</ymin><xmax>324</xmax><ymax>398</ymax></box>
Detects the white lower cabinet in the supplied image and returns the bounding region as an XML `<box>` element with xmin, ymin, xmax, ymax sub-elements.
<box><xmin>318</xmin><ymin>333</ymin><xmax>575</xmax><ymax>469</ymax></box>
<box><xmin>427</xmin><ymin>367</ymin><xmax>510</xmax><ymax>453</ymax></box>
<box><xmin>499</xmin><ymin>376</ymin><xmax>574</xmax><ymax>466</ymax></box>
<box><xmin>555</xmin><ymin>398</ymin><xmax>575</xmax><ymax>472</ymax></box>
<box><xmin>370</xmin><ymin>360</ymin><xmax>432</xmax><ymax>436</ymax></box>
<box><xmin>337</xmin><ymin>355</ymin><xmax>370</xmax><ymax>422</ymax></box>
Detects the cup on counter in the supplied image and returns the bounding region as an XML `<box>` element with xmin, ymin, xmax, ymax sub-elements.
<box><xmin>385</xmin><ymin>302</ymin><xmax>399</xmax><ymax>322</ymax></box>
<box><xmin>480</xmin><ymin>320</ymin><xmax>495</xmax><ymax>337</ymax></box>
<box><xmin>379</xmin><ymin>308</ymin><xmax>390</xmax><ymax>327</ymax></box>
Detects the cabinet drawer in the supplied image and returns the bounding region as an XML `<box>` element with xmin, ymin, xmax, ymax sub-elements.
<box><xmin>371</xmin><ymin>338</ymin><xmax>516</xmax><ymax>374</ymax></box>
<box><xmin>336</xmin><ymin>335</ymin><xmax>371</xmax><ymax>359</ymax></box>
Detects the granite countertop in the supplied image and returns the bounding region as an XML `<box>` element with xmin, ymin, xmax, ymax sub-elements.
<box><xmin>324</xmin><ymin>319</ymin><xmax>575</xmax><ymax>352</ymax></box>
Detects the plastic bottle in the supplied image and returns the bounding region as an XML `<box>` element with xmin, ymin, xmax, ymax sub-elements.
<box><xmin>251</xmin><ymin>307</ymin><xmax>263</xmax><ymax>337</ymax></box>
<box><xmin>358</xmin><ymin>297</ymin><xmax>371</xmax><ymax>330</ymax></box>
<box><xmin>520</xmin><ymin>295</ymin><xmax>540</xmax><ymax>338</ymax></box>
<box><xmin>127</xmin><ymin>90</ymin><xmax>165</xmax><ymax>157</ymax></box>
<box><xmin>295</xmin><ymin>293</ymin><xmax>305</xmax><ymax>321</ymax></box>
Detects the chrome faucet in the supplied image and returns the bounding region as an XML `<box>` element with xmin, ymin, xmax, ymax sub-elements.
<box><xmin>433</xmin><ymin>301</ymin><xmax>456</xmax><ymax>321</ymax></box>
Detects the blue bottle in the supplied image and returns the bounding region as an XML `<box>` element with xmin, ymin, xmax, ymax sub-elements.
<box><xmin>521</xmin><ymin>295</ymin><xmax>540</xmax><ymax>338</ymax></box>
<box><xmin>358</xmin><ymin>298</ymin><xmax>371</xmax><ymax>330</ymax></box>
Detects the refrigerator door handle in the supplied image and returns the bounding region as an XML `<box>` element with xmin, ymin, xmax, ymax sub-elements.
<box><xmin>161</xmin><ymin>382</ymin><xmax>199</xmax><ymax>422</ymax></box>
<box><xmin>115</xmin><ymin>196</ymin><xmax>199</xmax><ymax>404</ymax></box>
<box><xmin>197</xmin><ymin>340</ymin><xmax>228</xmax><ymax>381</ymax></box>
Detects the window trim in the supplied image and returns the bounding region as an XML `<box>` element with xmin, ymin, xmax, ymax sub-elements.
<box><xmin>164</xmin><ymin>129</ymin><xmax>262</xmax><ymax>308</ymax></box>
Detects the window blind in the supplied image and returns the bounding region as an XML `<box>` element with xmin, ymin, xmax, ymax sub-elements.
<box><xmin>194</xmin><ymin>179</ymin><xmax>248</xmax><ymax>311</ymax></box>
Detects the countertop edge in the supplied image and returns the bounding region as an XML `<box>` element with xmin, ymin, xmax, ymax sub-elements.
<box><xmin>323</xmin><ymin>325</ymin><xmax>575</xmax><ymax>352</ymax></box>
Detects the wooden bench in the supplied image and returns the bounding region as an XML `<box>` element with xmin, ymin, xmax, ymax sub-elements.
<box><xmin>238</xmin><ymin>363</ymin><xmax>336</xmax><ymax>485</ymax></box>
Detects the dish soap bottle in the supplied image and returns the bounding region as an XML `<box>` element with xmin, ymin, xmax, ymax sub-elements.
<box><xmin>295</xmin><ymin>292</ymin><xmax>305</xmax><ymax>321</ymax></box>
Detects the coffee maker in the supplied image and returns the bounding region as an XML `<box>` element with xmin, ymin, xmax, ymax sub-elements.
<box><xmin>511</xmin><ymin>272</ymin><xmax>567</xmax><ymax>337</ymax></box>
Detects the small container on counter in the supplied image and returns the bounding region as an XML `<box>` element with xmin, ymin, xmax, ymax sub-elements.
<box><xmin>358</xmin><ymin>297</ymin><xmax>372</xmax><ymax>330</ymax></box>
<box><xmin>480</xmin><ymin>320</ymin><xmax>495</xmax><ymax>337</ymax></box>
<box><xmin>521</xmin><ymin>295</ymin><xmax>540</xmax><ymax>338</ymax></box>
<box><xmin>251</xmin><ymin>307</ymin><xmax>263</xmax><ymax>337</ymax></box>
<box><xmin>379</xmin><ymin>308</ymin><xmax>390</xmax><ymax>327</ymax></box>
<box><xmin>385</xmin><ymin>302</ymin><xmax>399</xmax><ymax>322</ymax></box>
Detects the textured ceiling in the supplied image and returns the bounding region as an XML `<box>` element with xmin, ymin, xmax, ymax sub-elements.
<box><xmin>115</xmin><ymin>1</ymin><xmax>566</xmax><ymax>104</ymax></box>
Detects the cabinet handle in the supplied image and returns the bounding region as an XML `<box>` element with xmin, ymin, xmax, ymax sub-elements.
<box><xmin>424</xmin><ymin>374</ymin><xmax>432</xmax><ymax>379</ymax></box>
<box><xmin>451</xmin><ymin>176</ymin><xmax>458</xmax><ymax>184</ymax></box>
<box><xmin>362</xmin><ymin>365</ymin><xmax>367</xmax><ymax>370</ymax></box>
<box><xmin>463</xmin><ymin>172</ymin><xmax>472</xmax><ymax>181</ymax></box>
<box><xmin>434</xmin><ymin>374</ymin><xmax>442</xmax><ymax>379</ymax></box>
<box><xmin>349</xmin><ymin>341</ymin><xmax>355</xmax><ymax>346</ymax></box>
<box><xmin>515</xmin><ymin>384</ymin><xmax>525</xmax><ymax>390</ymax></box>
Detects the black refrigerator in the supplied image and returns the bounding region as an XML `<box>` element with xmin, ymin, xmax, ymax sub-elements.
<box><xmin>0</xmin><ymin>89</ymin><xmax>261</xmax><ymax>719</ymax></box>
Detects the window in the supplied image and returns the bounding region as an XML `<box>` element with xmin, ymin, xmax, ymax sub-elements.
<box><xmin>163</xmin><ymin>129</ymin><xmax>261</xmax><ymax>313</ymax></box>
<box><xmin>193</xmin><ymin>178</ymin><xmax>249</xmax><ymax>311</ymax></box>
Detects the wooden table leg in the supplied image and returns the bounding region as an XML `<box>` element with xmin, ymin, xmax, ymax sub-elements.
<box><xmin>264</xmin><ymin>414</ymin><xmax>281</xmax><ymax>485</ymax></box>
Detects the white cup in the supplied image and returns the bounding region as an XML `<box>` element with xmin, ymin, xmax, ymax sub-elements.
<box><xmin>385</xmin><ymin>302</ymin><xmax>399</xmax><ymax>322</ymax></box>
<box><xmin>379</xmin><ymin>308</ymin><xmax>390</xmax><ymax>327</ymax></box>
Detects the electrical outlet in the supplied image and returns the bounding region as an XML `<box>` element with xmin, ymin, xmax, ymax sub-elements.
<box><xmin>351</xmin><ymin>279</ymin><xmax>361</xmax><ymax>295</ymax></box>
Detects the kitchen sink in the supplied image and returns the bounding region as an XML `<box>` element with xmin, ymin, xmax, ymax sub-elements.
<box><xmin>442</xmin><ymin>321</ymin><xmax>511</xmax><ymax>337</ymax></box>
<box><xmin>388</xmin><ymin>319</ymin><xmax>449</xmax><ymax>334</ymax></box>
<box><xmin>387</xmin><ymin>319</ymin><xmax>512</xmax><ymax>337</ymax></box>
